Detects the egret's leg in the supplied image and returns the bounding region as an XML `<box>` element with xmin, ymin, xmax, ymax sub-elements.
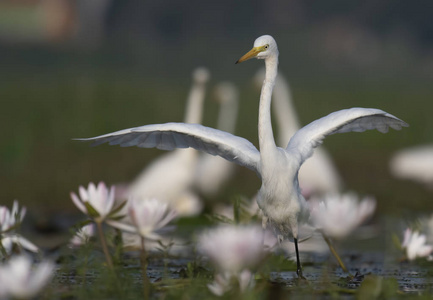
<box><xmin>294</xmin><ymin>238</ymin><xmax>305</xmax><ymax>279</ymax></box>
<box><xmin>322</xmin><ymin>234</ymin><xmax>350</xmax><ymax>274</ymax></box>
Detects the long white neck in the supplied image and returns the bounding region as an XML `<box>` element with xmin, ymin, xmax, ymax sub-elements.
<box><xmin>273</xmin><ymin>74</ymin><xmax>300</xmax><ymax>147</ymax></box>
<box><xmin>259</xmin><ymin>55</ymin><xmax>279</xmax><ymax>165</ymax></box>
<box><xmin>184</xmin><ymin>80</ymin><xmax>206</xmax><ymax>124</ymax></box>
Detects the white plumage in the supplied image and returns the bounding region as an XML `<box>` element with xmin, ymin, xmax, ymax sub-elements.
<box><xmin>78</xmin><ymin>35</ymin><xmax>408</xmax><ymax>276</ymax></box>
<box><xmin>390</xmin><ymin>145</ymin><xmax>433</xmax><ymax>188</ymax></box>
<box><xmin>195</xmin><ymin>82</ymin><xmax>239</xmax><ymax>197</ymax></box>
<box><xmin>254</xmin><ymin>69</ymin><xmax>342</xmax><ymax>196</ymax></box>
<box><xmin>127</xmin><ymin>68</ymin><xmax>210</xmax><ymax>216</ymax></box>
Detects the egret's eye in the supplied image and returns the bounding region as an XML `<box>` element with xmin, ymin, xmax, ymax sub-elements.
<box><xmin>264</xmin><ymin>44</ymin><xmax>269</xmax><ymax>49</ymax></box>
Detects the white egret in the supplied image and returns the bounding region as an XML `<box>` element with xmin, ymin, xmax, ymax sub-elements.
<box><xmin>127</xmin><ymin>67</ymin><xmax>210</xmax><ymax>216</ymax></box>
<box><xmin>390</xmin><ymin>145</ymin><xmax>433</xmax><ymax>189</ymax></box>
<box><xmin>254</xmin><ymin>69</ymin><xmax>342</xmax><ymax>196</ymax></box>
<box><xmin>195</xmin><ymin>82</ymin><xmax>239</xmax><ymax>197</ymax></box>
<box><xmin>77</xmin><ymin>35</ymin><xmax>408</xmax><ymax>277</ymax></box>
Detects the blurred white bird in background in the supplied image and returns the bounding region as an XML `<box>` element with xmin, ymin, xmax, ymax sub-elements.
<box><xmin>390</xmin><ymin>145</ymin><xmax>433</xmax><ymax>189</ymax></box>
<box><xmin>127</xmin><ymin>67</ymin><xmax>210</xmax><ymax>216</ymax></box>
<box><xmin>78</xmin><ymin>35</ymin><xmax>408</xmax><ymax>277</ymax></box>
<box><xmin>254</xmin><ymin>69</ymin><xmax>342</xmax><ymax>197</ymax></box>
<box><xmin>195</xmin><ymin>82</ymin><xmax>239</xmax><ymax>198</ymax></box>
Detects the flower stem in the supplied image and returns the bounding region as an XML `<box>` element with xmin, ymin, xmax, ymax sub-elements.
<box><xmin>140</xmin><ymin>236</ymin><xmax>150</xmax><ymax>300</ymax></box>
<box><xmin>113</xmin><ymin>228</ymin><xmax>124</xmax><ymax>265</ymax></box>
<box><xmin>0</xmin><ymin>238</ymin><xmax>9</xmax><ymax>260</ymax></box>
<box><xmin>96</xmin><ymin>221</ymin><xmax>113</xmax><ymax>270</ymax></box>
<box><xmin>82</xmin><ymin>246</ymin><xmax>89</xmax><ymax>286</ymax></box>
<box><xmin>322</xmin><ymin>234</ymin><xmax>350</xmax><ymax>275</ymax></box>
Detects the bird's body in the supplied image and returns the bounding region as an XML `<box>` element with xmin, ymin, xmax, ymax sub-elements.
<box><xmin>129</xmin><ymin>149</ymin><xmax>198</xmax><ymax>208</ymax></box>
<box><xmin>195</xmin><ymin>82</ymin><xmax>239</xmax><ymax>197</ymax></box>
<box><xmin>390</xmin><ymin>145</ymin><xmax>433</xmax><ymax>188</ymax></box>
<box><xmin>127</xmin><ymin>68</ymin><xmax>210</xmax><ymax>216</ymax></box>
<box><xmin>254</xmin><ymin>69</ymin><xmax>341</xmax><ymax>196</ymax></box>
<box><xmin>257</xmin><ymin>147</ymin><xmax>308</xmax><ymax>240</ymax></box>
<box><xmin>78</xmin><ymin>35</ymin><xmax>408</xmax><ymax>276</ymax></box>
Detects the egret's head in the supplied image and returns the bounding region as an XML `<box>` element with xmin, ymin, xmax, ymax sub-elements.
<box><xmin>236</xmin><ymin>35</ymin><xmax>278</xmax><ymax>64</ymax></box>
<box><xmin>192</xmin><ymin>67</ymin><xmax>210</xmax><ymax>84</ymax></box>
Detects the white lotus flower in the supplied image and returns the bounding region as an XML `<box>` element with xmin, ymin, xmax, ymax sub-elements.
<box><xmin>0</xmin><ymin>255</ymin><xmax>54</xmax><ymax>299</ymax></box>
<box><xmin>69</xmin><ymin>224</ymin><xmax>95</xmax><ymax>247</ymax></box>
<box><xmin>1</xmin><ymin>235</ymin><xmax>39</xmax><ymax>254</ymax></box>
<box><xmin>0</xmin><ymin>201</ymin><xmax>38</xmax><ymax>255</ymax></box>
<box><xmin>208</xmin><ymin>269</ymin><xmax>255</xmax><ymax>296</ymax></box>
<box><xmin>121</xmin><ymin>232</ymin><xmax>190</xmax><ymax>255</ymax></box>
<box><xmin>70</xmin><ymin>182</ymin><xmax>117</xmax><ymax>222</ymax></box>
<box><xmin>0</xmin><ymin>200</ymin><xmax>26</xmax><ymax>233</ymax></box>
<box><xmin>197</xmin><ymin>225</ymin><xmax>265</xmax><ymax>273</ymax></box>
<box><xmin>108</xmin><ymin>198</ymin><xmax>177</xmax><ymax>240</ymax></box>
<box><xmin>309</xmin><ymin>193</ymin><xmax>376</xmax><ymax>239</ymax></box>
<box><xmin>402</xmin><ymin>228</ymin><xmax>433</xmax><ymax>261</ymax></box>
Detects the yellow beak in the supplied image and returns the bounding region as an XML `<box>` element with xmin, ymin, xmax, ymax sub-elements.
<box><xmin>235</xmin><ymin>46</ymin><xmax>265</xmax><ymax>64</ymax></box>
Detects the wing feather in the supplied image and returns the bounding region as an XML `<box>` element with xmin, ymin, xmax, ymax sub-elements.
<box><xmin>286</xmin><ymin>108</ymin><xmax>408</xmax><ymax>165</ymax></box>
<box><xmin>121</xmin><ymin>133</ymin><xmax>147</xmax><ymax>147</ymax></box>
<box><xmin>76</xmin><ymin>122</ymin><xmax>261</xmax><ymax>174</ymax></box>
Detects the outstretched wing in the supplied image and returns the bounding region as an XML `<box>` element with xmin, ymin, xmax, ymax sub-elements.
<box><xmin>286</xmin><ymin>107</ymin><xmax>409</xmax><ymax>165</ymax></box>
<box><xmin>76</xmin><ymin>122</ymin><xmax>261</xmax><ymax>175</ymax></box>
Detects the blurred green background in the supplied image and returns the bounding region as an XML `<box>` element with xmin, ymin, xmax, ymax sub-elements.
<box><xmin>0</xmin><ymin>0</ymin><xmax>432</xmax><ymax>223</ymax></box>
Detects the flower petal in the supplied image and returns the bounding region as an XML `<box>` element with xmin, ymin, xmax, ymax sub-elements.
<box><xmin>70</xmin><ymin>192</ymin><xmax>87</xmax><ymax>215</ymax></box>
<box><xmin>106</xmin><ymin>220</ymin><xmax>137</xmax><ymax>233</ymax></box>
<box><xmin>12</xmin><ymin>235</ymin><xmax>39</xmax><ymax>253</ymax></box>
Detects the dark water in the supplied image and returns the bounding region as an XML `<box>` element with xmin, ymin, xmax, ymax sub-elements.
<box><xmin>49</xmin><ymin>216</ymin><xmax>433</xmax><ymax>297</ymax></box>
<box><xmin>53</xmin><ymin>251</ymin><xmax>433</xmax><ymax>296</ymax></box>
<box><xmin>270</xmin><ymin>252</ymin><xmax>433</xmax><ymax>293</ymax></box>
